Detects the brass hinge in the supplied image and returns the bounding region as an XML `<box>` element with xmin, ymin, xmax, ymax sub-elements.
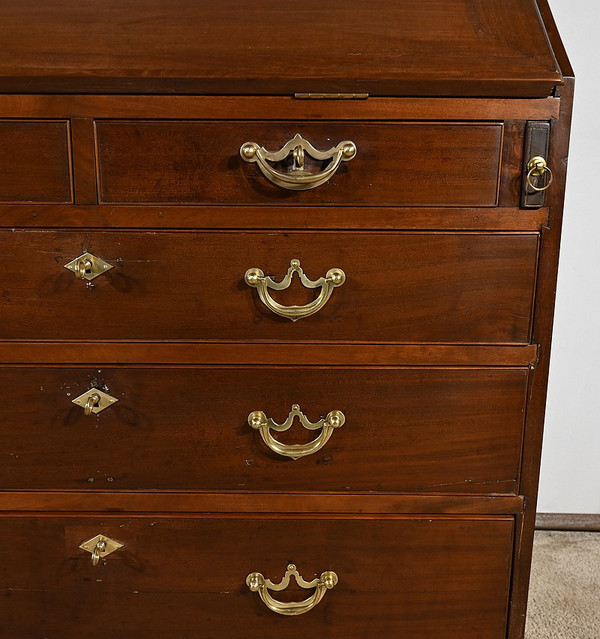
<box><xmin>294</xmin><ymin>93</ymin><xmax>369</xmax><ymax>100</ymax></box>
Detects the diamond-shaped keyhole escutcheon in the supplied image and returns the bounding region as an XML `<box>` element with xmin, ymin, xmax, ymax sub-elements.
<box><xmin>79</xmin><ymin>534</ymin><xmax>124</xmax><ymax>566</ymax></box>
<box><xmin>72</xmin><ymin>388</ymin><xmax>118</xmax><ymax>415</ymax></box>
<box><xmin>64</xmin><ymin>252</ymin><xmax>113</xmax><ymax>281</ymax></box>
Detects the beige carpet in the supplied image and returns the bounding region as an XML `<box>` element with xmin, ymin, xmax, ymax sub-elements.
<box><xmin>525</xmin><ymin>531</ymin><xmax>600</xmax><ymax>638</ymax></box>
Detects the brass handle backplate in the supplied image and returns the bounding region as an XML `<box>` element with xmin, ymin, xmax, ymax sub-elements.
<box><xmin>79</xmin><ymin>534</ymin><xmax>123</xmax><ymax>567</ymax></box>
<box><xmin>64</xmin><ymin>252</ymin><xmax>113</xmax><ymax>281</ymax></box>
<box><xmin>245</xmin><ymin>259</ymin><xmax>345</xmax><ymax>321</ymax></box>
<box><xmin>248</xmin><ymin>404</ymin><xmax>345</xmax><ymax>460</ymax></box>
<box><xmin>526</xmin><ymin>156</ymin><xmax>554</xmax><ymax>192</ymax></box>
<box><xmin>247</xmin><ymin>563</ymin><xmax>338</xmax><ymax>616</ymax></box>
<box><xmin>240</xmin><ymin>133</ymin><xmax>356</xmax><ymax>191</ymax></box>
<box><xmin>72</xmin><ymin>388</ymin><xmax>119</xmax><ymax>415</ymax></box>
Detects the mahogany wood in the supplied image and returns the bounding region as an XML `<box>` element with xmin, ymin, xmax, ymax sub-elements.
<box><xmin>0</xmin><ymin>120</ymin><xmax>72</xmax><ymax>203</ymax></box>
<box><xmin>0</xmin><ymin>2</ymin><xmax>573</xmax><ymax>637</ymax></box>
<box><xmin>0</xmin><ymin>205</ymin><xmax>550</xmax><ymax>231</ymax></box>
<box><xmin>0</xmin><ymin>95</ymin><xmax>561</xmax><ymax>121</ymax></box>
<box><xmin>0</xmin><ymin>343</ymin><xmax>538</xmax><ymax>366</ymax></box>
<box><xmin>0</xmin><ymin>493</ymin><xmax>524</xmax><ymax>515</ymax></box>
<box><xmin>0</xmin><ymin>231</ymin><xmax>539</xmax><ymax>343</ymax></box>
<box><xmin>0</xmin><ymin>367</ymin><xmax>528</xmax><ymax>493</ymax></box>
<box><xmin>70</xmin><ymin>118</ymin><xmax>98</xmax><ymax>205</ymax></box>
<box><xmin>96</xmin><ymin>121</ymin><xmax>504</xmax><ymax>206</ymax></box>
<box><xmin>0</xmin><ymin>515</ymin><xmax>514</xmax><ymax>638</ymax></box>
<box><xmin>507</xmin><ymin>77</ymin><xmax>575</xmax><ymax>639</ymax></box>
<box><xmin>0</xmin><ymin>0</ymin><xmax>560</xmax><ymax>97</ymax></box>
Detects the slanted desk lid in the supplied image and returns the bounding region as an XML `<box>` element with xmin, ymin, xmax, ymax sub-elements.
<box><xmin>0</xmin><ymin>0</ymin><xmax>563</xmax><ymax>97</ymax></box>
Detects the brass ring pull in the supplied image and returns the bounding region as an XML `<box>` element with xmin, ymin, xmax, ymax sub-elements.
<box><xmin>526</xmin><ymin>156</ymin><xmax>554</xmax><ymax>192</ymax></box>
<box><xmin>240</xmin><ymin>133</ymin><xmax>357</xmax><ymax>191</ymax></box>
<box><xmin>84</xmin><ymin>393</ymin><xmax>101</xmax><ymax>415</ymax></box>
<box><xmin>244</xmin><ymin>259</ymin><xmax>345</xmax><ymax>321</ymax></box>
<box><xmin>91</xmin><ymin>539</ymin><xmax>106</xmax><ymax>567</ymax></box>
<box><xmin>248</xmin><ymin>404</ymin><xmax>345</xmax><ymax>460</ymax></box>
<box><xmin>246</xmin><ymin>563</ymin><xmax>338</xmax><ymax>616</ymax></box>
<box><xmin>74</xmin><ymin>258</ymin><xmax>93</xmax><ymax>279</ymax></box>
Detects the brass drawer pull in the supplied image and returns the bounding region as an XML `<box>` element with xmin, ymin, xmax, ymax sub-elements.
<box><xmin>240</xmin><ymin>133</ymin><xmax>356</xmax><ymax>191</ymax></box>
<box><xmin>248</xmin><ymin>404</ymin><xmax>345</xmax><ymax>460</ymax></box>
<box><xmin>244</xmin><ymin>259</ymin><xmax>345</xmax><ymax>321</ymax></box>
<box><xmin>526</xmin><ymin>156</ymin><xmax>553</xmax><ymax>192</ymax></box>
<box><xmin>246</xmin><ymin>563</ymin><xmax>338</xmax><ymax>616</ymax></box>
<box><xmin>79</xmin><ymin>534</ymin><xmax>123</xmax><ymax>567</ymax></box>
<box><xmin>72</xmin><ymin>388</ymin><xmax>118</xmax><ymax>415</ymax></box>
<box><xmin>64</xmin><ymin>251</ymin><xmax>113</xmax><ymax>281</ymax></box>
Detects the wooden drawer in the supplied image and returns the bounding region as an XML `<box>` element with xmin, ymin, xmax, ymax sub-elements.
<box><xmin>0</xmin><ymin>120</ymin><xmax>72</xmax><ymax>203</ymax></box>
<box><xmin>0</xmin><ymin>515</ymin><xmax>514</xmax><ymax>638</ymax></box>
<box><xmin>0</xmin><ymin>230</ymin><xmax>538</xmax><ymax>343</ymax></box>
<box><xmin>95</xmin><ymin>121</ymin><xmax>503</xmax><ymax>206</ymax></box>
<box><xmin>0</xmin><ymin>366</ymin><xmax>527</xmax><ymax>493</ymax></box>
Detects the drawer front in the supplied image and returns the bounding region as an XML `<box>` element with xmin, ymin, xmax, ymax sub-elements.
<box><xmin>0</xmin><ymin>120</ymin><xmax>72</xmax><ymax>203</ymax></box>
<box><xmin>0</xmin><ymin>230</ymin><xmax>538</xmax><ymax>343</ymax></box>
<box><xmin>0</xmin><ymin>367</ymin><xmax>527</xmax><ymax>493</ymax></box>
<box><xmin>96</xmin><ymin>121</ymin><xmax>503</xmax><ymax>206</ymax></box>
<box><xmin>0</xmin><ymin>515</ymin><xmax>514</xmax><ymax>638</ymax></box>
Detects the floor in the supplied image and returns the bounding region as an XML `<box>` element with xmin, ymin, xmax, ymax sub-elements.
<box><xmin>525</xmin><ymin>531</ymin><xmax>600</xmax><ymax>638</ymax></box>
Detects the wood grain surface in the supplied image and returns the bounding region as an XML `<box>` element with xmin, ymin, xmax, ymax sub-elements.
<box><xmin>0</xmin><ymin>230</ymin><xmax>539</xmax><ymax>343</ymax></box>
<box><xmin>0</xmin><ymin>120</ymin><xmax>72</xmax><ymax>203</ymax></box>
<box><xmin>0</xmin><ymin>515</ymin><xmax>514</xmax><ymax>638</ymax></box>
<box><xmin>0</xmin><ymin>367</ymin><xmax>528</xmax><ymax>493</ymax></box>
<box><xmin>95</xmin><ymin>121</ymin><xmax>503</xmax><ymax>206</ymax></box>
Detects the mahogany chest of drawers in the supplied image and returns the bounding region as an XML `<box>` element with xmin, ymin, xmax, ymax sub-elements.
<box><xmin>0</xmin><ymin>1</ymin><xmax>573</xmax><ymax>637</ymax></box>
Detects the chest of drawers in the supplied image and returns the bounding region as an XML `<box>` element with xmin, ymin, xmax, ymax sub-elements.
<box><xmin>0</xmin><ymin>1</ymin><xmax>573</xmax><ymax>637</ymax></box>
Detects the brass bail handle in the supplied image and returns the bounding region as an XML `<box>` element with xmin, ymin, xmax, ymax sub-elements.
<box><xmin>244</xmin><ymin>259</ymin><xmax>345</xmax><ymax>321</ymax></box>
<box><xmin>248</xmin><ymin>404</ymin><xmax>345</xmax><ymax>460</ymax></box>
<box><xmin>246</xmin><ymin>563</ymin><xmax>338</xmax><ymax>616</ymax></box>
<box><xmin>240</xmin><ymin>133</ymin><xmax>357</xmax><ymax>191</ymax></box>
<box><xmin>526</xmin><ymin>156</ymin><xmax>553</xmax><ymax>192</ymax></box>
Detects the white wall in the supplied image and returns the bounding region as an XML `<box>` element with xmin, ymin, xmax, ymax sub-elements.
<box><xmin>537</xmin><ymin>1</ymin><xmax>600</xmax><ymax>513</ymax></box>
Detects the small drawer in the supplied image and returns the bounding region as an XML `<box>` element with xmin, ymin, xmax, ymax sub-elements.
<box><xmin>95</xmin><ymin>120</ymin><xmax>503</xmax><ymax>206</ymax></box>
<box><xmin>0</xmin><ymin>230</ymin><xmax>538</xmax><ymax>343</ymax></box>
<box><xmin>0</xmin><ymin>515</ymin><xmax>514</xmax><ymax>638</ymax></box>
<box><xmin>0</xmin><ymin>366</ymin><xmax>527</xmax><ymax>493</ymax></box>
<box><xmin>0</xmin><ymin>120</ymin><xmax>72</xmax><ymax>203</ymax></box>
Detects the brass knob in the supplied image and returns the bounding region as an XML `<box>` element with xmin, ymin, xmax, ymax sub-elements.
<box><xmin>526</xmin><ymin>156</ymin><xmax>553</xmax><ymax>192</ymax></box>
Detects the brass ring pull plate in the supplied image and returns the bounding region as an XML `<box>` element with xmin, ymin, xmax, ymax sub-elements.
<box><xmin>79</xmin><ymin>534</ymin><xmax>123</xmax><ymax>567</ymax></box>
<box><xmin>245</xmin><ymin>259</ymin><xmax>345</xmax><ymax>321</ymax></box>
<box><xmin>64</xmin><ymin>252</ymin><xmax>113</xmax><ymax>281</ymax></box>
<box><xmin>72</xmin><ymin>388</ymin><xmax>119</xmax><ymax>415</ymax></box>
<box><xmin>247</xmin><ymin>563</ymin><xmax>338</xmax><ymax>616</ymax></box>
<box><xmin>526</xmin><ymin>156</ymin><xmax>554</xmax><ymax>192</ymax></box>
<box><xmin>248</xmin><ymin>404</ymin><xmax>345</xmax><ymax>460</ymax></box>
<box><xmin>240</xmin><ymin>133</ymin><xmax>356</xmax><ymax>191</ymax></box>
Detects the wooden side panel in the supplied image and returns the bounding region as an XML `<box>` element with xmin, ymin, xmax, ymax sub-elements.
<box><xmin>0</xmin><ymin>367</ymin><xmax>528</xmax><ymax>494</ymax></box>
<box><xmin>0</xmin><ymin>120</ymin><xmax>72</xmax><ymax>203</ymax></box>
<box><xmin>0</xmin><ymin>230</ymin><xmax>539</xmax><ymax>343</ymax></box>
<box><xmin>96</xmin><ymin>121</ymin><xmax>503</xmax><ymax>206</ymax></box>
<box><xmin>0</xmin><ymin>515</ymin><xmax>514</xmax><ymax>639</ymax></box>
